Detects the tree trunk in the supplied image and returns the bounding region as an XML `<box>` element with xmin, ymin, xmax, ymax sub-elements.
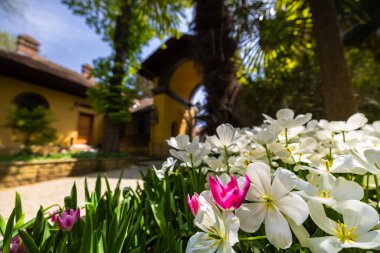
<box><xmin>101</xmin><ymin>3</ymin><xmax>131</xmax><ymax>152</ymax></box>
<box><xmin>194</xmin><ymin>0</ymin><xmax>240</xmax><ymax>135</ymax></box>
<box><xmin>309</xmin><ymin>0</ymin><xmax>358</xmax><ymax>120</ymax></box>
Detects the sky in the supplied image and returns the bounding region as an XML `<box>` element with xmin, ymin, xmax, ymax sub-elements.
<box><xmin>0</xmin><ymin>0</ymin><xmax>193</xmax><ymax>73</ymax></box>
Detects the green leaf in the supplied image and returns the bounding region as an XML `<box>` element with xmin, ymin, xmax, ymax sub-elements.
<box><xmin>2</xmin><ymin>209</ymin><xmax>16</xmax><ymax>253</ymax></box>
<box><xmin>71</xmin><ymin>182</ymin><xmax>78</xmax><ymax>209</ymax></box>
<box><xmin>18</xmin><ymin>229</ymin><xmax>41</xmax><ymax>253</ymax></box>
<box><xmin>15</xmin><ymin>192</ymin><xmax>23</xmax><ymax>222</ymax></box>
<box><xmin>95</xmin><ymin>174</ymin><xmax>102</xmax><ymax>201</ymax></box>
<box><xmin>79</xmin><ymin>213</ymin><xmax>93</xmax><ymax>253</ymax></box>
<box><xmin>0</xmin><ymin>214</ymin><xmax>6</xmax><ymax>236</ymax></box>
<box><xmin>84</xmin><ymin>178</ymin><xmax>91</xmax><ymax>202</ymax></box>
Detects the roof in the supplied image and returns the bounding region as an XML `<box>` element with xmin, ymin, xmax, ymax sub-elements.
<box><xmin>130</xmin><ymin>97</ymin><xmax>154</xmax><ymax>113</ymax></box>
<box><xmin>0</xmin><ymin>49</ymin><xmax>96</xmax><ymax>97</ymax></box>
<box><xmin>138</xmin><ymin>34</ymin><xmax>194</xmax><ymax>80</ymax></box>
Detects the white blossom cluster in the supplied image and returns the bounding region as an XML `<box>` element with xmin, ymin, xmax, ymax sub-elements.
<box><xmin>155</xmin><ymin>108</ymin><xmax>380</xmax><ymax>253</ymax></box>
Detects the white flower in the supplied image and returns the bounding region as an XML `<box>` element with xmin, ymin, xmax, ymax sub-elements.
<box><xmin>236</xmin><ymin>162</ymin><xmax>309</xmax><ymax>249</ymax></box>
<box><xmin>167</xmin><ymin>134</ymin><xmax>191</xmax><ymax>150</ymax></box>
<box><xmin>318</xmin><ymin>113</ymin><xmax>368</xmax><ymax>133</ymax></box>
<box><xmin>153</xmin><ymin>157</ymin><xmax>176</xmax><ymax>180</ymax></box>
<box><xmin>170</xmin><ymin>141</ymin><xmax>208</xmax><ymax>167</ymax></box>
<box><xmin>186</xmin><ymin>191</ymin><xmax>240</xmax><ymax>253</ymax></box>
<box><xmin>209</xmin><ymin>124</ymin><xmax>240</xmax><ymax>151</ymax></box>
<box><xmin>263</xmin><ymin>108</ymin><xmax>312</xmax><ymax>129</ymax></box>
<box><xmin>351</xmin><ymin>148</ymin><xmax>380</xmax><ymax>175</ymax></box>
<box><xmin>300</xmin><ymin>155</ymin><xmax>367</xmax><ymax>175</ymax></box>
<box><xmin>308</xmin><ymin>200</ymin><xmax>380</xmax><ymax>253</ymax></box>
<box><xmin>255</xmin><ymin>124</ymin><xmax>280</xmax><ymax>145</ymax></box>
<box><xmin>296</xmin><ymin>174</ymin><xmax>364</xmax><ymax>206</ymax></box>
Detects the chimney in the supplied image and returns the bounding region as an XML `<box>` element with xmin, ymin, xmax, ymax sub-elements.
<box><xmin>16</xmin><ymin>34</ymin><xmax>40</xmax><ymax>57</ymax></box>
<box><xmin>81</xmin><ymin>64</ymin><xmax>94</xmax><ymax>80</ymax></box>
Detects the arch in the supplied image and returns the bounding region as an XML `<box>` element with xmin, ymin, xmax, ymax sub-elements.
<box><xmin>13</xmin><ymin>92</ymin><xmax>49</xmax><ymax>110</ymax></box>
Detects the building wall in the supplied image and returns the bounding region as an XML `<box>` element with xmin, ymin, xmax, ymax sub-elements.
<box><xmin>150</xmin><ymin>60</ymin><xmax>202</xmax><ymax>156</ymax></box>
<box><xmin>0</xmin><ymin>75</ymin><xmax>103</xmax><ymax>155</ymax></box>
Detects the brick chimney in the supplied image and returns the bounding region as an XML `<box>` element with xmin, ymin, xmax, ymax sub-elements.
<box><xmin>16</xmin><ymin>34</ymin><xmax>40</xmax><ymax>57</ymax></box>
<box><xmin>81</xmin><ymin>64</ymin><xmax>94</xmax><ymax>80</ymax></box>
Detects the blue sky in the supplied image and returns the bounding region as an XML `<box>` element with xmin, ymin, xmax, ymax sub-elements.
<box><xmin>0</xmin><ymin>0</ymin><xmax>193</xmax><ymax>73</ymax></box>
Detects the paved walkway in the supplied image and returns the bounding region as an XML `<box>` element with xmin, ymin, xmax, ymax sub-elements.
<box><xmin>0</xmin><ymin>160</ymin><xmax>161</xmax><ymax>220</ymax></box>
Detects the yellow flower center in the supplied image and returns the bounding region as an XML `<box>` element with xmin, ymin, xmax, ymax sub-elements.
<box><xmin>319</xmin><ymin>189</ymin><xmax>332</xmax><ymax>198</ymax></box>
<box><xmin>335</xmin><ymin>222</ymin><xmax>356</xmax><ymax>243</ymax></box>
<box><xmin>261</xmin><ymin>194</ymin><xmax>275</xmax><ymax>208</ymax></box>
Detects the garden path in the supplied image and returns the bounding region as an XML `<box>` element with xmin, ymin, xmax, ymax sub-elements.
<box><xmin>0</xmin><ymin>159</ymin><xmax>162</xmax><ymax>220</ymax></box>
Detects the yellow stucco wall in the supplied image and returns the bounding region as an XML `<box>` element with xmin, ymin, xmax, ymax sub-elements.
<box><xmin>150</xmin><ymin>60</ymin><xmax>202</xmax><ymax>156</ymax></box>
<box><xmin>0</xmin><ymin>75</ymin><xmax>103</xmax><ymax>155</ymax></box>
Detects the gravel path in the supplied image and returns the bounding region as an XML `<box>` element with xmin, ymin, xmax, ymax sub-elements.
<box><xmin>0</xmin><ymin>161</ymin><xmax>160</xmax><ymax>220</ymax></box>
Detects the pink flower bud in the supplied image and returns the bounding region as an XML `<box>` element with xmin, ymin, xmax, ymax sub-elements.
<box><xmin>187</xmin><ymin>193</ymin><xmax>201</xmax><ymax>216</ymax></box>
<box><xmin>10</xmin><ymin>235</ymin><xmax>26</xmax><ymax>253</ymax></box>
<box><xmin>50</xmin><ymin>210</ymin><xmax>58</xmax><ymax>223</ymax></box>
<box><xmin>209</xmin><ymin>175</ymin><xmax>250</xmax><ymax>210</ymax></box>
<box><xmin>56</xmin><ymin>208</ymin><xmax>80</xmax><ymax>231</ymax></box>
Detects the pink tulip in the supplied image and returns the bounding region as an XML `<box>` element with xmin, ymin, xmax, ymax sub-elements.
<box><xmin>10</xmin><ymin>236</ymin><xmax>26</xmax><ymax>253</ymax></box>
<box><xmin>209</xmin><ymin>175</ymin><xmax>250</xmax><ymax>210</ymax></box>
<box><xmin>50</xmin><ymin>210</ymin><xmax>58</xmax><ymax>223</ymax></box>
<box><xmin>187</xmin><ymin>193</ymin><xmax>201</xmax><ymax>216</ymax></box>
<box><xmin>56</xmin><ymin>208</ymin><xmax>80</xmax><ymax>231</ymax></box>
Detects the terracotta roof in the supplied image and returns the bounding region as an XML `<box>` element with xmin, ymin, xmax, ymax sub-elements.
<box><xmin>0</xmin><ymin>49</ymin><xmax>95</xmax><ymax>97</ymax></box>
<box><xmin>130</xmin><ymin>97</ymin><xmax>154</xmax><ymax>113</ymax></box>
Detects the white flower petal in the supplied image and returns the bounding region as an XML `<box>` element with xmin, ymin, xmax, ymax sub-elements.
<box><xmin>353</xmin><ymin>230</ymin><xmax>380</xmax><ymax>249</ymax></box>
<box><xmin>271</xmin><ymin>168</ymin><xmax>298</xmax><ymax>199</ymax></box>
<box><xmin>236</xmin><ymin>203</ymin><xmax>266</xmax><ymax>233</ymax></box>
<box><xmin>308</xmin><ymin>200</ymin><xmax>336</xmax><ymax>235</ymax></box>
<box><xmin>186</xmin><ymin>232</ymin><xmax>219</xmax><ymax>253</ymax></box>
<box><xmin>265</xmin><ymin>207</ymin><xmax>292</xmax><ymax>249</ymax></box>
<box><xmin>223</xmin><ymin>212</ymin><xmax>240</xmax><ymax>248</ymax></box>
<box><xmin>276</xmin><ymin>108</ymin><xmax>294</xmax><ymax>120</ymax></box>
<box><xmin>308</xmin><ymin>236</ymin><xmax>341</xmax><ymax>253</ymax></box>
<box><xmin>287</xmin><ymin>218</ymin><xmax>310</xmax><ymax>248</ymax></box>
<box><xmin>246</xmin><ymin>162</ymin><xmax>271</xmax><ymax>198</ymax></box>
<box><xmin>334</xmin><ymin>200</ymin><xmax>379</xmax><ymax>235</ymax></box>
<box><xmin>332</xmin><ymin>177</ymin><xmax>364</xmax><ymax>201</ymax></box>
<box><xmin>277</xmin><ymin>193</ymin><xmax>309</xmax><ymax>226</ymax></box>
<box><xmin>346</xmin><ymin>113</ymin><xmax>367</xmax><ymax>131</ymax></box>
<box><xmin>216</xmin><ymin>124</ymin><xmax>235</xmax><ymax>146</ymax></box>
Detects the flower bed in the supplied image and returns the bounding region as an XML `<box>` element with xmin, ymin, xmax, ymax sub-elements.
<box><xmin>0</xmin><ymin>108</ymin><xmax>380</xmax><ymax>253</ymax></box>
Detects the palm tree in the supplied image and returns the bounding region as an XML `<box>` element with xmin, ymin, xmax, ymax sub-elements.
<box><xmin>236</xmin><ymin>0</ymin><xmax>363</xmax><ymax>120</ymax></box>
<box><xmin>193</xmin><ymin>0</ymin><xmax>241</xmax><ymax>135</ymax></box>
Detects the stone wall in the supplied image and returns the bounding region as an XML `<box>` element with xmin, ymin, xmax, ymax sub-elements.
<box><xmin>0</xmin><ymin>158</ymin><xmax>133</xmax><ymax>188</ymax></box>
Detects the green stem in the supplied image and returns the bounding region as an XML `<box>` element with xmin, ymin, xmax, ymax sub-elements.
<box><xmin>365</xmin><ymin>174</ymin><xmax>370</xmax><ymax>202</ymax></box>
<box><xmin>264</xmin><ymin>144</ymin><xmax>272</xmax><ymax>169</ymax></box>
<box><xmin>342</xmin><ymin>131</ymin><xmax>346</xmax><ymax>143</ymax></box>
<box><xmin>374</xmin><ymin>175</ymin><xmax>380</xmax><ymax>204</ymax></box>
<box><xmin>224</xmin><ymin>146</ymin><xmax>230</xmax><ymax>174</ymax></box>
<box><xmin>285</xmin><ymin>128</ymin><xmax>288</xmax><ymax>147</ymax></box>
<box><xmin>239</xmin><ymin>236</ymin><xmax>267</xmax><ymax>241</ymax></box>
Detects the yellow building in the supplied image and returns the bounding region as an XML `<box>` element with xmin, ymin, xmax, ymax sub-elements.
<box><xmin>135</xmin><ymin>35</ymin><xmax>203</xmax><ymax>156</ymax></box>
<box><xmin>0</xmin><ymin>35</ymin><xmax>104</xmax><ymax>155</ymax></box>
<box><xmin>0</xmin><ymin>34</ymin><xmax>201</xmax><ymax>157</ymax></box>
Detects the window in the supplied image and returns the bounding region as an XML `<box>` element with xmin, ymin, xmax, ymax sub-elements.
<box><xmin>14</xmin><ymin>92</ymin><xmax>49</xmax><ymax>110</ymax></box>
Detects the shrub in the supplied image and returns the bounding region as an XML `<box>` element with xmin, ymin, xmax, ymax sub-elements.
<box><xmin>6</xmin><ymin>106</ymin><xmax>57</xmax><ymax>153</ymax></box>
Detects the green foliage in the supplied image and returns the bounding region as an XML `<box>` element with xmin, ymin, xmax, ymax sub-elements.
<box><xmin>0</xmin><ymin>173</ymin><xmax>145</xmax><ymax>252</ymax></box>
<box><xmin>62</xmin><ymin>0</ymin><xmax>190</xmax><ymax>124</ymax></box>
<box><xmin>0</xmin><ymin>31</ymin><xmax>16</xmax><ymax>51</ymax></box>
<box><xmin>0</xmin><ymin>151</ymin><xmax>130</xmax><ymax>162</ymax></box>
<box><xmin>6</xmin><ymin>106</ymin><xmax>57</xmax><ymax>153</ymax></box>
<box><xmin>347</xmin><ymin>48</ymin><xmax>380</xmax><ymax>121</ymax></box>
<box><xmin>86</xmin><ymin>81</ymin><xmax>136</xmax><ymax>123</ymax></box>
<box><xmin>142</xmin><ymin>165</ymin><xmax>206</xmax><ymax>252</ymax></box>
